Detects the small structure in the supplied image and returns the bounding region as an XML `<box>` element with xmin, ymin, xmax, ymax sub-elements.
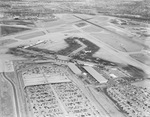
<box><xmin>83</xmin><ymin>66</ymin><xmax>108</xmax><ymax>84</ymax></box>
<box><xmin>110</xmin><ymin>74</ymin><xmax>117</xmax><ymax>79</ymax></box>
<box><xmin>57</xmin><ymin>55</ymin><xmax>71</xmax><ymax>61</ymax></box>
<box><xmin>68</xmin><ymin>63</ymin><xmax>82</xmax><ymax>75</ymax></box>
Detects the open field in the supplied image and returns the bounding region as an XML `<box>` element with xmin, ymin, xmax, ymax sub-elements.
<box><xmin>15</xmin><ymin>31</ymin><xmax>45</xmax><ymax>40</ymax></box>
<box><xmin>35</xmin><ymin>40</ymin><xmax>68</xmax><ymax>51</ymax></box>
<box><xmin>42</xmin><ymin>19</ymin><xmax>66</xmax><ymax>28</ymax></box>
<box><xmin>105</xmin><ymin>26</ymin><xmax>133</xmax><ymax>38</ymax></box>
<box><xmin>130</xmin><ymin>53</ymin><xmax>150</xmax><ymax>66</ymax></box>
<box><xmin>56</xmin><ymin>14</ymin><xmax>80</xmax><ymax>23</ymax></box>
<box><xmin>82</xmin><ymin>25</ymin><xmax>103</xmax><ymax>33</ymax></box>
<box><xmin>93</xmin><ymin>16</ymin><xmax>110</xmax><ymax>22</ymax></box>
<box><xmin>75</xmin><ymin>21</ymin><xmax>89</xmax><ymax>28</ymax></box>
<box><xmin>74</xmin><ymin>14</ymin><xmax>95</xmax><ymax>20</ymax></box>
<box><xmin>91</xmin><ymin>31</ymin><xmax>144</xmax><ymax>52</ymax></box>
<box><xmin>0</xmin><ymin>39</ymin><xmax>18</xmax><ymax>46</ymax></box>
<box><xmin>47</xmin><ymin>25</ymin><xmax>74</xmax><ymax>33</ymax></box>
<box><xmin>88</xmin><ymin>16</ymin><xmax>110</xmax><ymax>28</ymax></box>
<box><xmin>64</xmin><ymin>30</ymin><xmax>81</xmax><ymax>33</ymax></box>
<box><xmin>0</xmin><ymin>20</ymin><xmax>35</xmax><ymax>27</ymax></box>
<box><xmin>89</xmin><ymin>18</ymin><xmax>110</xmax><ymax>27</ymax></box>
<box><xmin>93</xmin><ymin>48</ymin><xmax>125</xmax><ymax>64</ymax></box>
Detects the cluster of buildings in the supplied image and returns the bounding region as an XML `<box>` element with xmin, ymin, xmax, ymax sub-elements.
<box><xmin>107</xmin><ymin>84</ymin><xmax>150</xmax><ymax>117</ymax></box>
<box><xmin>94</xmin><ymin>66</ymin><xmax>131</xmax><ymax>80</ymax></box>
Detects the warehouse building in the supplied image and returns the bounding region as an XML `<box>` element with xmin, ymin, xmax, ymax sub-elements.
<box><xmin>83</xmin><ymin>66</ymin><xmax>108</xmax><ymax>84</ymax></box>
<box><xmin>68</xmin><ymin>63</ymin><xmax>82</xmax><ymax>75</ymax></box>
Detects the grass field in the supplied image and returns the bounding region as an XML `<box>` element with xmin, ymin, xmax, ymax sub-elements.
<box><xmin>35</xmin><ymin>40</ymin><xmax>68</xmax><ymax>51</ymax></box>
<box><xmin>57</xmin><ymin>14</ymin><xmax>79</xmax><ymax>23</ymax></box>
<box><xmin>47</xmin><ymin>25</ymin><xmax>73</xmax><ymax>33</ymax></box>
<box><xmin>75</xmin><ymin>22</ymin><xmax>88</xmax><ymax>28</ymax></box>
<box><xmin>91</xmin><ymin>31</ymin><xmax>144</xmax><ymax>52</ymax></box>
<box><xmin>15</xmin><ymin>31</ymin><xmax>45</xmax><ymax>40</ymax></box>
<box><xmin>42</xmin><ymin>19</ymin><xmax>66</xmax><ymax>28</ymax></box>
<box><xmin>130</xmin><ymin>53</ymin><xmax>150</xmax><ymax>66</ymax></box>
<box><xmin>64</xmin><ymin>30</ymin><xmax>81</xmax><ymax>33</ymax></box>
<box><xmin>82</xmin><ymin>25</ymin><xmax>103</xmax><ymax>33</ymax></box>
<box><xmin>94</xmin><ymin>16</ymin><xmax>110</xmax><ymax>22</ymax></box>
<box><xmin>93</xmin><ymin>48</ymin><xmax>125</xmax><ymax>63</ymax></box>
<box><xmin>89</xmin><ymin>18</ymin><xmax>110</xmax><ymax>27</ymax></box>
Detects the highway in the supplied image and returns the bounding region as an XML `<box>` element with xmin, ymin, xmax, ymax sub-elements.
<box><xmin>2</xmin><ymin>72</ymin><xmax>20</xmax><ymax>117</ymax></box>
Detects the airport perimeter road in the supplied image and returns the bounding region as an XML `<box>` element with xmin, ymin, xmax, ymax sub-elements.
<box><xmin>2</xmin><ymin>72</ymin><xmax>20</xmax><ymax>117</ymax></box>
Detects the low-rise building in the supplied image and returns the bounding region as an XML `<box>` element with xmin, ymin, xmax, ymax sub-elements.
<box><xmin>68</xmin><ymin>63</ymin><xmax>82</xmax><ymax>75</ymax></box>
<box><xmin>83</xmin><ymin>66</ymin><xmax>108</xmax><ymax>84</ymax></box>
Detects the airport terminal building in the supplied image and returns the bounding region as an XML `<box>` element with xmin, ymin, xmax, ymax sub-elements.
<box><xmin>83</xmin><ymin>66</ymin><xmax>108</xmax><ymax>84</ymax></box>
<box><xmin>68</xmin><ymin>63</ymin><xmax>82</xmax><ymax>75</ymax></box>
